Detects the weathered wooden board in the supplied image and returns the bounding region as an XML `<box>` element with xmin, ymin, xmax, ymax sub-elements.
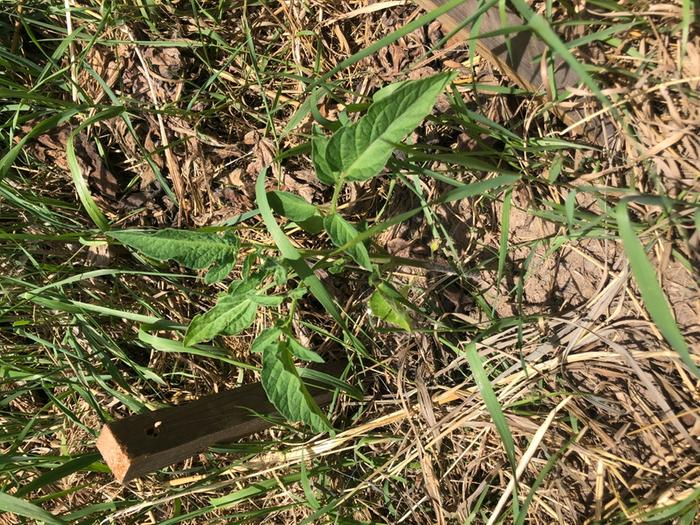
<box><xmin>97</xmin><ymin>360</ymin><xmax>347</xmax><ymax>483</ymax></box>
<box><xmin>420</xmin><ymin>0</ymin><xmax>578</xmax><ymax>92</ymax></box>
<box><xmin>417</xmin><ymin>0</ymin><xmax>610</xmax><ymax>145</ymax></box>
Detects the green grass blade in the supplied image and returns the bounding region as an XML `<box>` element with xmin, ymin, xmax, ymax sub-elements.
<box><xmin>616</xmin><ymin>202</ymin><xmax>700</xmax><ymax>378</ymax></box>
<box><xmin>210</xmin><ymin>469</ymin><xmax>309</xmax><ymax>508</ymax></box>
<box><xmin>66</xmin><ymin>136</ymin><xmax>109</xmax><ymax>232</ymax></box>
<box><xmin>514</xmin><ymin>436</ymin><xmax>575</xmax><ymax>525</ymax></box>
<box><xmin>256</xmin><ymin>170</ymin><xmax>369</xmax><ymax>354</ymax></box>
<box><xmin>138</xmin><ymin>329</ymin><xmax>258</xmax><ymax>370</ymax></box>
<box><xmin>22</xmin><ymin>295</ymin><xmax>166</xmax><ymax>325</ymax></box>
<box><xmin>298</xmin><ymin>367</ymin><xmax>363</xmax><ymax>401</ymax></box>
<box><xmin>328</xmin><ymin>175</ymin><xmax>519</xmax><ymax>258</ymax></box>
<box><xmin>461</xmin><ymin>341</ymin><xmax>520</xmax><ymax>517</ymax></box>
<box><xmin>508</xmin><ymin>0</ymin><xmax>615</xmax><ymax>117</ymax></box>
<box><xmin>255</xmin><ymin>169</ymin><xmax>345</xmax><ymax>332</ymax></box>
<box><xmin>497</xmin><ymin>188</ymin><xmax>512</xmax><ymax>284</ymax></box>
<box><xmin>15</xmin><ymin>453</ymin><xmax>101</xmax><ymax>498</ymax></box>
<box><xmin>0</xmin><ymin>491</ymin><xmax>66</xmax><ymax>525</ymax></box>
<box><xmin>0</xmin><ymin>112</ymin><xmax>76</xmax><ymax>180</ymax></box>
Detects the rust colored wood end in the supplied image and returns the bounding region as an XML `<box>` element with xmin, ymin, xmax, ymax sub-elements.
<box><xmin>96</xmin><ymin>424</ymin><xmax>133</xmax><ymax>483</ymax></box>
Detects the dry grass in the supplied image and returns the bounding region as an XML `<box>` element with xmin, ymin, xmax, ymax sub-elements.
<box><xmin>0</xmin><ymin>0</ymin><xmax>698</xmax><ymax>524</ymax></box>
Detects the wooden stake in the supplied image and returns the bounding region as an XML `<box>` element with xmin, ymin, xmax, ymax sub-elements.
<box><xmin>417</xmin><ymin>0</ymin><xmax>614</xmax><ymax>146</ymax></box>
<box><xmin>97</xmin><ymin>360</ymin><xmax>347</xmax><ymax>483</ymax></box>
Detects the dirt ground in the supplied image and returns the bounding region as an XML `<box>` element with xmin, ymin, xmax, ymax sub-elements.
<box><xmin>3</xmin><ymin>0</ymin><xmax>699</xmax><ymax>523</ymax></box>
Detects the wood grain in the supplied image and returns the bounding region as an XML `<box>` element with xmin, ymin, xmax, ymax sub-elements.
<box><xmin>417</xmin><ymin>0</ymin><xmax>611</xmax><ymax>146</ymax></box>
<box><xmin>97</xmin><ymin>360</ymin><xmax>347</xmax><ymax>483</ymax></box>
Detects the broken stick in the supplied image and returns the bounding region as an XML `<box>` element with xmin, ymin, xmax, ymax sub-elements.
<box><xmin>97</xmin><ymin>360</ymin><xmax>347</xmax><ymax>483</ymax></box>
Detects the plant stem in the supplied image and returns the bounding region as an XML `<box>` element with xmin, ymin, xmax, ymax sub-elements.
<box><xmin>329</xmin><ymin>176</ymin><xmax>346</xmax><ymax>214</ymax></box>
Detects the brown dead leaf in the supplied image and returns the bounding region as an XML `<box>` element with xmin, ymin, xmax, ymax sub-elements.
<box><xmin>244</xmin><ymin>130</ymin><xmax>275</xmax><ymax>175</ymax></box>
<box><xmin>143</xmin><ymin>47</ymin><xmax>184</xmax><ymax>80</ymax></box>
<box><xmin>85</xmin><ymin>243</ymin><xmax>113</xmax><ymax>268</ymax></box>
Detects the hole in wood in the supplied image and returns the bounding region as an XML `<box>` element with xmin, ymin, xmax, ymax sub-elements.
<box><xmin>145</xmin><ymin>420</ymin><xmax>162</xmax><ymax>437</ymax></box>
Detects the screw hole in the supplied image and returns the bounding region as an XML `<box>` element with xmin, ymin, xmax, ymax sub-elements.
<box><xmin>145</xmin><ymin>421</ymin><xmax>162</xmax><ymax>437</ymax></box>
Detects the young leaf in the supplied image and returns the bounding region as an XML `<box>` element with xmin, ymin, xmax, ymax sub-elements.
<box><xmin>267</xmin><ymin>191</ymin><xmax>319</xmax><ymax>222</ymax></box>
<box><xmin>261</xmin><ymin>340</ymin><xmax>332</xmax><ymax>432</ymax></box>
<box><xmin>184</xmin><ymin>294</ymin><xmax>257</xmax><ymax>346</ymax></box>
<box><xmin>250</xmin><ymin>328</ymin><xmax>324</xmax><ymax>363</ymax></box>
<box><xmin>252</xmin><ymin>328</ymin><xmax>323</xmax><ymax>363</ymax></box>
<box><xmin>227</xmin><ymin>277</ymin><xmax>260</xmax><ymax>297</ymax></box>
<box><xmin>324</xmin><ymin>214</ymin><xmax>373</xmax><ymax>271</ymax></box>
<box><xmin>288</xmin><ymin>337</ymin><xmax>325</xmax><ymax>363</ymax></box>
<box><xmin>325</xmin><ymin>72</ymin><xmax>457</xmax><ymax>181</ymax></box>
<box><xmin>110</xmin><ymin>229</ymin><xmax>238</xmax><ymax>270</ymax></box>
<box><xmin>252</xmin><ymin>294</ymin><xmax>285</xmax><ymax>307</ymax></box>
<box><xmin>297</xmin><ymin>215</ymin><xmax>324</xmax><ymax>235</ymax></box>
<box><xmin>204</xmin><ymin>251</ymin><xmax>237</xmax><ymax>284</ymax></box>
<box><xmin>255</xmin><ymin>168</ymin><xmax>366</xmax><ymax>356</ymax></box>
<box><xmin>251</xmin><ymin>327</ymin><xmax>282</xmax><ymax>353</ymax></box>
<box><xmin>311</xmin><ymin>125</ymin><xmax>338</xmax><ymax>185</ymax></box>
<box><xmin>369</xmin><ymin>285</ymin><xmax>412</xmax><ymax>331</ymax></box>
<box><xmin>372</xmin><ymin>79</ymin><xmax>409</xmax><ymax>102</ymax></box>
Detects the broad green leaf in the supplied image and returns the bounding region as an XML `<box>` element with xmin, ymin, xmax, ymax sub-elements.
<box><xmin>0</xmin><ymin>491</ymin><xmax>66</xmax><ymax>525</ymax></box>
<box><xmin>255</xmin><ymin>169</ymin><xmax>366</xmax><ymax>355</ymax></box>
<box><xmin>267</xmin><ymin>191</ymin><xmax>318</xmax><ymax>222</ymax></box>
<box><xmin>372</xmin><ymin>80</ymin><xmax>409</xmax><ymax>102</ymax></box>
<box><xmin>251</xmin><ymin>327</ymin><xmax>282</xmax><ymax>353</ymax></box>
<box><xmin>228</xmin><ymin>278</ymin><xmax>260</xmax><ymax>296</ymax></box>
<box><xmin>204</xmin><ymin>251</ymin><xmax>237</xmax><ymax>284</ymax></box>
<box><xmin>325</xmin><ymin>72</ymin><xmax>457</xmax><ymax>181</ymax></box>
<box><xmin>184</xmin><ymin>295</ymin><xmax>257</xmax><ymax>346</ymax></box>
<box><xmin>110</xmin><ymin>229</ymin><xmax>238</xmax><ymax>271</ymax></box>
<box><xmin>324</xmin><ymin>214</ymin><xmax>373</xmax><ymax>271</ymax></box>
<box><xmin>297</xmin><ymin>215</ymin><xmax>324</xmax><ymax>234</ymax></box>
<box><xmin>616</xmin><ymin>203</ymin><xmax>700</xmax><ymax>378</ymax></box>
<box><xmin>252</xmin><ymin>294</ymin><xmax>285</xmax><ymax>306</ymax></box>
<box><xmin>252</xmin><ymin>328</ymin><xmax>323</xmax><ymax>363</ymax></box>
<box><xmin>284</xmin><ymin>0</ymin><xmax>478</xmax><ymax>136</ymax></box>
<box><xmin>311</xmin><ymin>125</ymin><xmax>338</xmax><ymax>185</ymax></box>
<box><xmin>261</xmin><ymin>340</ymin><xmax>332</xmax><ymax>432</ymax></box>
<box><xmin>273</xmin><ymin>262</ymin><xmax>289</xmax><ymax>286</ymax></box>
<box><xmin>288</xmin><ymin>337</ymin><xmax>324</xmax><ymax>363</ymax></box>
<box><xmin>369</xmin><ymin>285</ymin><xmax>412</xmax><ymax>331</ymax></box>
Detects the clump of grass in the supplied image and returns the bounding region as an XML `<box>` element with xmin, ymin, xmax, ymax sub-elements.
<box><xmin>1</xmin><ymin>0</ymin><xmax>698</xmax><ymax>523</ymax></box>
